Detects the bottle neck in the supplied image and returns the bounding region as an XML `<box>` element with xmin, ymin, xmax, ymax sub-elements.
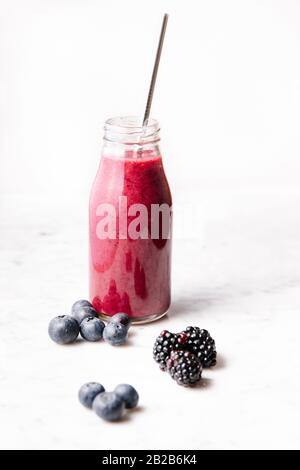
<box><xmin>102</xmin><ymin>116</ymin><xmax>161</xmax><ymax>159</ymax></box>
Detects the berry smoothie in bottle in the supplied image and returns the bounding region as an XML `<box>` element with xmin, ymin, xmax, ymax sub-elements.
<box><xmin>89</xmin><ymin>116</ymin><xmax>172</xmax><ymax>323</ymax></box>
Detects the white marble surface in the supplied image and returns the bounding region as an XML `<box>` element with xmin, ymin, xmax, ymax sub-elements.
<box><xmin>1</xmin><ymin>189</ymin><xmax>300</xmax><ymax>450</ymax></box>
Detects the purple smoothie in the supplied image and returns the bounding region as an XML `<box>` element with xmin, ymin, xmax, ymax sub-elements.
<box><xmin>89</xmin><ymin>150</ymin><xmax>172</xmax><ymax>322</ymax></box>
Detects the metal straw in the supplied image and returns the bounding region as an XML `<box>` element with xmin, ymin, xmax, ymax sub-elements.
<box><xmin>142</xmin><ymin>13</ymin><xmax>169</xmax><ymax>127</ymax></box>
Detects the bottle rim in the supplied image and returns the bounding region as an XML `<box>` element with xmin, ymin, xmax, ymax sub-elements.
<box><xmin>104</xmin><ymin>116</ymin><xmax>160</xmax><ymax>144</ymax></box>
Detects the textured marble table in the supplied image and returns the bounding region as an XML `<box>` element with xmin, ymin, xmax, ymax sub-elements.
<box><xmin>1</xmin><ymin>189</ymin><xmax>299</xmax><ymax>450</ymax></box>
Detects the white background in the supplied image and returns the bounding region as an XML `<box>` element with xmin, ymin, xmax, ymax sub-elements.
<box><xmin>2</xmin><ymin>0</ymin><xmax>300</xmax><ymax>196</ymax></box>
<box><xmin>1</xmin><ymin>0</ymin><xmax>300</xmax><ymax>450</ymax></box>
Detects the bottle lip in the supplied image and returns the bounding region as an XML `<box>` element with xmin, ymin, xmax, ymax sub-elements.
<box><xmin>104</xmin><ymin>115</ymin><xmax>160</xmax><ymax>142</ymax></box>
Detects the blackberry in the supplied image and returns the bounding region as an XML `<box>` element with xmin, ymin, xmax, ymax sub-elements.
<box><xmin>167</xmin><ymin>350</ymin><xmax>202</xmax><ymax>386</ymax></box>
<box><xmin>153</xmin><ymin>330</ymin><xmax>183</xmax><ymax>370</ymax></box>
<box><xmin>183</xmin><ymin>326</ymin><xmax>217</xmax><ymax>368</ymax></box>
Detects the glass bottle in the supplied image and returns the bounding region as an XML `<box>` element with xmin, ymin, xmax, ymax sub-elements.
<box><xmin>89</xmin><ymin>116</ymin><xmax>172</xmax><ymax>323</ymax></box>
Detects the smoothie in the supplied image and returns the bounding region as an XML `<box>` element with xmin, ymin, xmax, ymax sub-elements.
<box><xmin>89</xmin><ymin>151</ymin><xmax>172</xmax><ymax>322</ymax></box>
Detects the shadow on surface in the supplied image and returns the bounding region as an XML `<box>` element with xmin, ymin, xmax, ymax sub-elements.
<box><xmin>168</xmin><ymin>292</ymin><xmax>229</xmax><ymax>319</ymax></box>
<box><xmin>194</xmin><ymin>377</ymin><xmax>213</xmax><ymax>390</ymax></box>
<box><xmin>213</xmin><ymin>353</ymin><xmax>226</xmax><ymax>370</ymax></box>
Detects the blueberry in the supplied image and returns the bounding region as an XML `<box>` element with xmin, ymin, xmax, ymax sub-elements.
<box><xmin>48</xmin><ymin>315</ymin><xmax>79</xmax><ymax>344</ymax></box>
<box><xmin>109</xmin><ymin>313</ymin><xmax>131</xmax><ymax>329</ymax></box>
<box><xmin>72</xmin><ymin>299</ymin><xmax>92</xmax><ymax>312</ymax></box>
<box><xmin>78</xmin><ymin>382</ymin><xmax>105</xmax><ymax>408</ymax></box>
<box><xmin>103</xmin><ymin>322</ymin><xmax>128</xmax><ymax>346</ymax></box>
<box><xmin>92</xmin><ymin>392</ymin><xmax>125</xmax><ymax>421</ymax></box>
<box><xmin>71</xmin><ymin>300</ymin><xmax>98</xmax><ymax>324</ymax></box>
<box><xmin>114</xmin><ymin>384</ymin><xmax>139</xmax><ymax>409</ymax></box>
<box><xmin>80</xmin><ymin>316</ymin><xmax>105</xmax><ymax>342</ymax></box>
